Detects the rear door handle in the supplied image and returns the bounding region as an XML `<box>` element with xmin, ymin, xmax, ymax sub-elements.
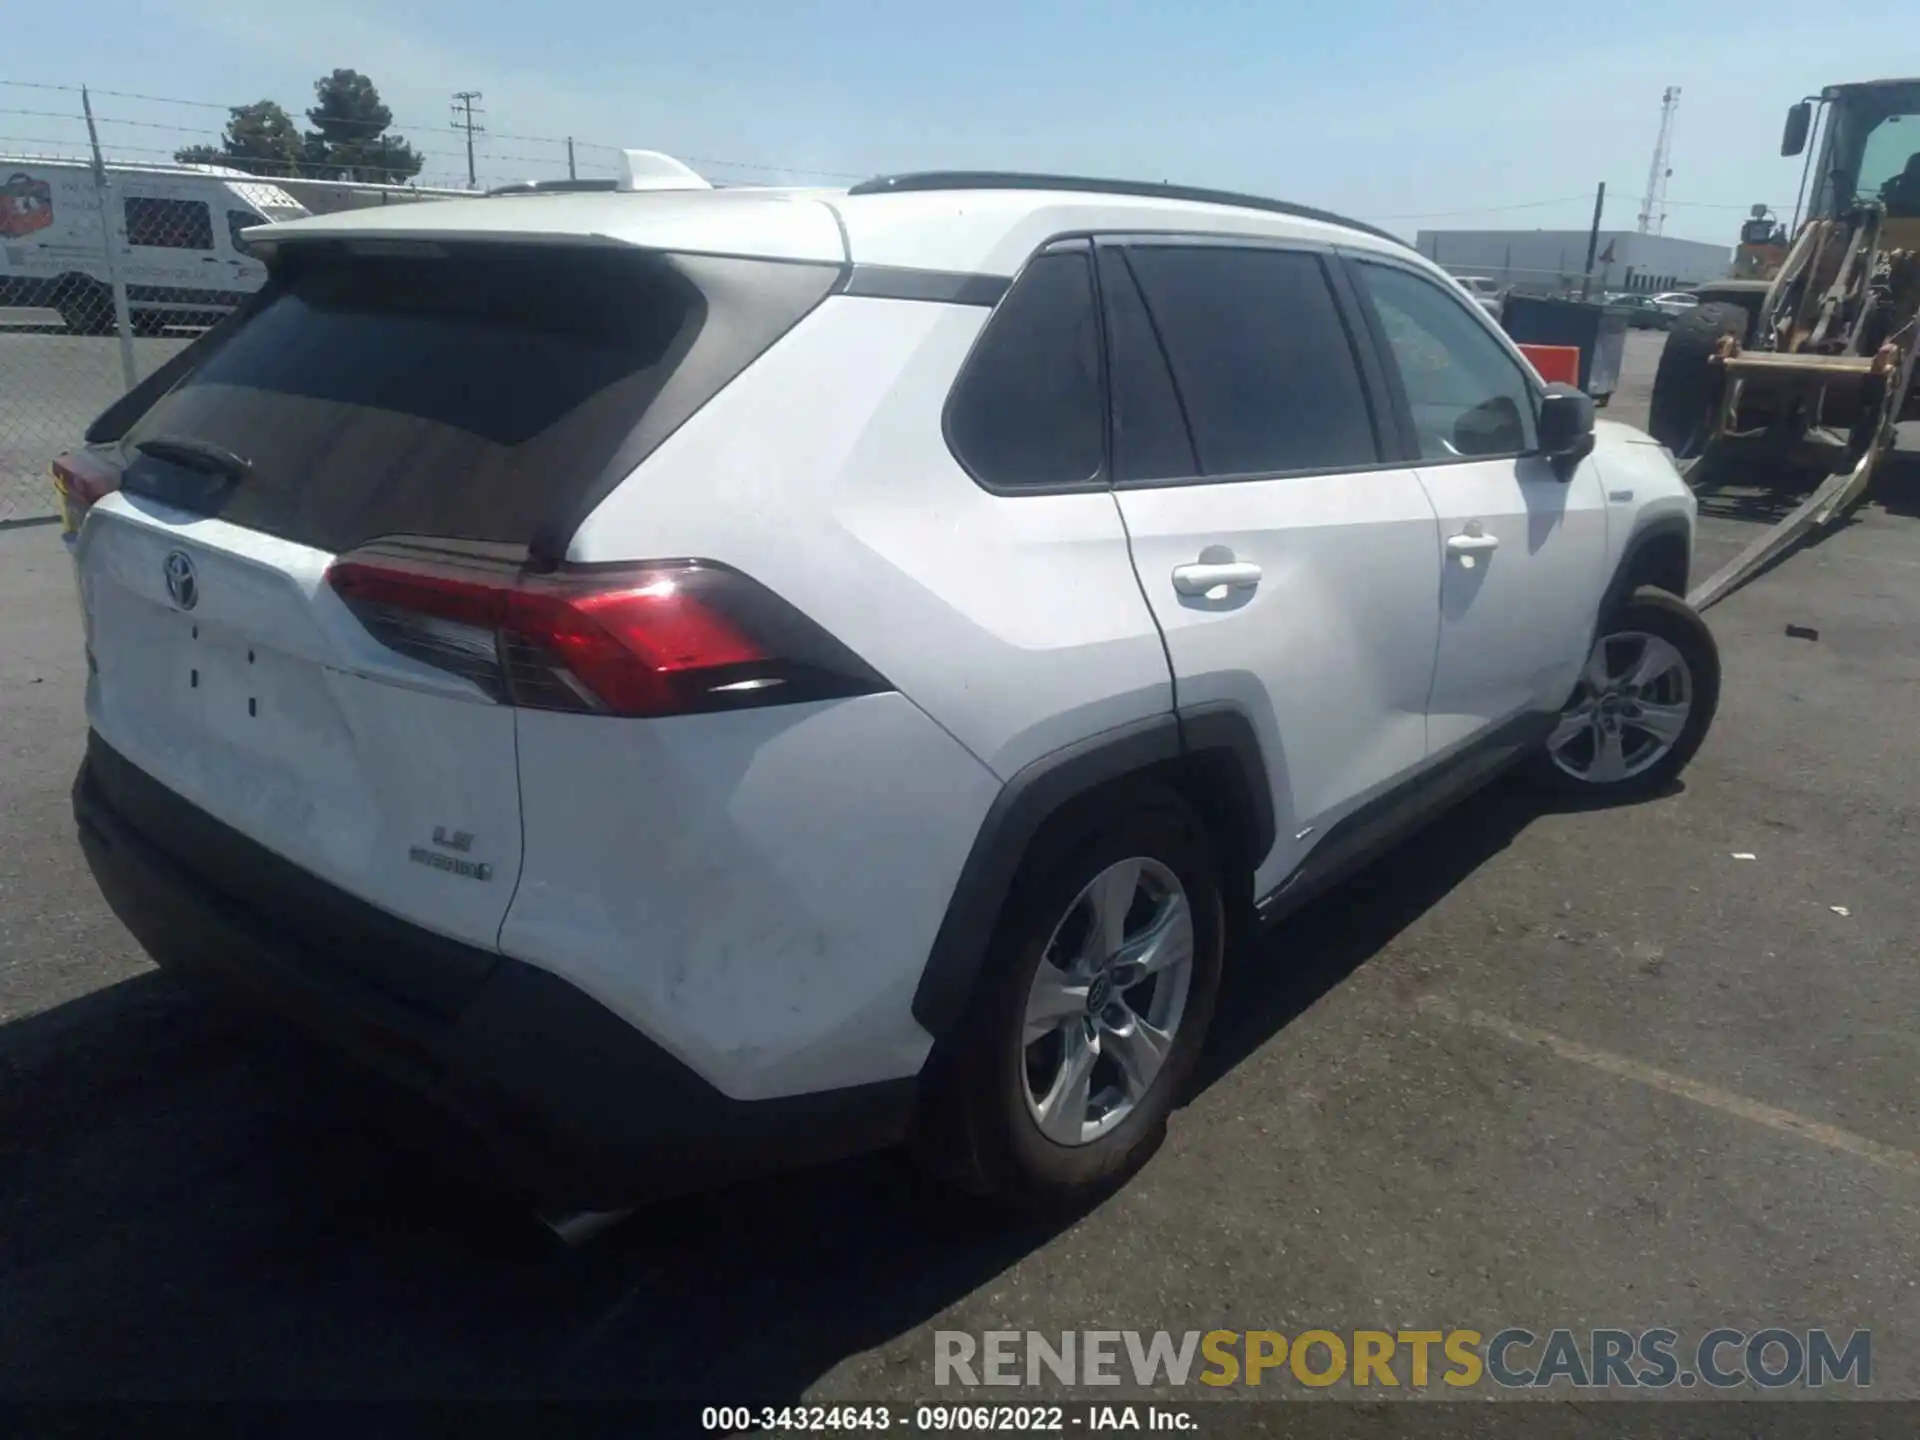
<box><xmin>1446</xmin><ymin>533</ymin><xmax>1500</xmax><ymax>556</ymax></box>
<box><xmin>1171</xmin><ymin>561</ymin><xmax>1263</xmax><ymax>596</ymax></box>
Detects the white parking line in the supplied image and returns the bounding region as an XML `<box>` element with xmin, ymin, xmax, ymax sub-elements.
<box><xmin>1415</xmin><ymin>994</ymin><xmax>1920</xmax><ymax>1177</ymax></box>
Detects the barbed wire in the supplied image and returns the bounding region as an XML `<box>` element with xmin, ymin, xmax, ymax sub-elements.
<box><xmin>0</xmin><ymin>77</ymin><xmax>865</xmax><ymax>181</ymax></box>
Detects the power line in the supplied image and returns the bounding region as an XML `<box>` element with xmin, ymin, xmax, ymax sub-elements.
<box><xmin>1363</xmin><ymin>195</ymin><xmax>1592</xmax><ymax>221</ymax></box>
<box><xmin>0</xmin><ymin>77</ymin><xmax>870</xmax><ymax>182</ymax></box>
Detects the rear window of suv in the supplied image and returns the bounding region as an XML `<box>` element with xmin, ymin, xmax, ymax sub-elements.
<box><xmin>120</xmin><ymin>241</ymin><xmax>838</xmax><ymax>555</ymax></box>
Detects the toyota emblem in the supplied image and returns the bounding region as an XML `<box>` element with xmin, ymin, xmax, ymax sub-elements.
<box><xmin>163</xmin><ymin>549</ymin><xmax>198</xmax><ymax>611</ymax></box>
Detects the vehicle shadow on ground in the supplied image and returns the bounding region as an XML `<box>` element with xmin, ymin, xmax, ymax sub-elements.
<box><xmin>0</xmin><ymin>776</ymin><xmax>1666</xmax><ymax>1403</ymax></box>
<box><xmin>1868</xmin><ymin>446</ymin><xmax>1920</xmax><ymax>520</ymax></box>
<box><xmin>1690</xmin><ymin>443</ymin><xmax>1920</xmax><ymax>526</ymax></box>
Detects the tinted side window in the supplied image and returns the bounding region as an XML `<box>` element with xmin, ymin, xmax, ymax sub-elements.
<box><xmin>1355</xmin><ymin>261</ymin><xmax>1539</xmax><ymax>460</ymax></box>
<box><xmin>1097</xmin><ymin>248</ymin><xmax>1197</xmax><ymax>482</ymax></box>
<box><xmin>1123</xmin><ymin>246</ymin><xmax>1377</xmax><ymax>478</ymax></box>
<box><xmin>947</xmin><ymin>251</ymin><xmax>1103</xmax><ymax>489</ymax></box>
<box><xmin>124</xmin><ymin>197</ymin><xmax>214</xmax><ymax>250</ymax></box>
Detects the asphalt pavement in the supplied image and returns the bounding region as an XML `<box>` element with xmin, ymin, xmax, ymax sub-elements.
<box><xmin>2</xmin><ymin>331</ymin><xmax>1918</xmax><ymax>1408</ymax></box>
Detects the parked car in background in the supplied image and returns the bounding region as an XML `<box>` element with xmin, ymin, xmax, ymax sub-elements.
<box><xmin>65</xmin><ymin>167</ymin><xmax>1719</xmax><ymax>1217</ymax></box>
<box><xmin>1452</xmin><ymin>274</ymin><xmax>1505</xmax><ymax>317</ymax></box>
<box><xmin>1606</xmin><ymin>293</ymin><xmax>1671</xmax><ymax>330</ymax></box>
<box><xmin>1651</xmin><ymin>291</ymin><xmax>1699</xmax><ymax>320</ymax></box>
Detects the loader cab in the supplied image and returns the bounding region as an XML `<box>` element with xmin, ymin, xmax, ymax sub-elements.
<box><xmin>1788</xmin><ymin>79</ymin><xmax>1920</xmax><ymax>227</ymax></box>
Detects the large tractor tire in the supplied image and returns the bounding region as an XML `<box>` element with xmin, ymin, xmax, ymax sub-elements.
<box><xmin>1647</xmin><ymin>301</ymin><xmax>1751</xmax><ymax>461</ymax></box>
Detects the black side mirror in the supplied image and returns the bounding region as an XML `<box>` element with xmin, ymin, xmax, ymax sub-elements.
<box><xmin>1782</xmin><ymin>101</ymin><xmax>1812</xmax><ymax>157</ymax></box>
<box><xmin>1537</xmin><ymin>383</ymin><xmax>1595</xmax><ymax>479</ymax></box>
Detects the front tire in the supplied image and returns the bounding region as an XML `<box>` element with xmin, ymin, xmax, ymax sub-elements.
<box><xmin>1528</xmin><ymin>587</ymin><xmax>1720</xmax><ymax>797</ymax></box>
<box><xmin>1648</xmin><ymin>301</ymin><xmax>1749</xmax><ymax>459</ymax></box>
<box><xmin>915</xmin><ymin>788</ymin><xmax>1225</xmax><ymax>1208</ymax></box>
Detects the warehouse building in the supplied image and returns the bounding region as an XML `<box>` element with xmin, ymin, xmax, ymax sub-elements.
<box><xmin>1413</xmin><ymin>228</ymin><xmax>1733</xmax><ymax>296</ymax></box>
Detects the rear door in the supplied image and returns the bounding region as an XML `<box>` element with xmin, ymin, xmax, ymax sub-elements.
<box><xmin>80</xmin><ymin>238</ymin><xmax>838</xmax><ymax>960</ymax></box>
<box><xmin>1345</xmin><ymin>255</ymin><xmax>1610</xmax><ymax>752</ymax></box>
<box><xmin>1103</xmin><ymin>240</ymin><xmax>1444</xmax><ymax>896</ymax></box>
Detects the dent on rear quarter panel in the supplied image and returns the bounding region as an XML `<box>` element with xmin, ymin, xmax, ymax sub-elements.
<box><xmin>499</xmin><ymin>691</ymin><xmax>1000</xmax><ymax>1102</ymax></box>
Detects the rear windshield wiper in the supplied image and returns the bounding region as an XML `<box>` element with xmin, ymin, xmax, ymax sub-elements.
<box><xmin>134</xmin><ymin>435</ymin><xmax>253</xmax><ymax>480</ymax></box>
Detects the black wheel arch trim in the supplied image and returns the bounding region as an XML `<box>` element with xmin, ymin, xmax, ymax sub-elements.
<box><xmin>911</xmin><ymin>706</ymin><xmax>1274</xmax><ymax>1037</ymax></box>
<box><xmin>1599</xmin><ymin>512</ymin><xmax>1694</xmax><ymax>628</ymax></box>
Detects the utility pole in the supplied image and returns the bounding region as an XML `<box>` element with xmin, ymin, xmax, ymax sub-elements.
<box><xmin>450</xmin><ymin>90</ymin><xmax>484</xmax><ymax>189</ymax></box>
<box><xmin>1580</xmin><ymin>181</ymin><xmax>1607</xmax><ymax>301</ymax></box>
<box><xmin>567</xmin><ymin>137</ymin><xmax>577</xmax><ymax>180</ymax></box>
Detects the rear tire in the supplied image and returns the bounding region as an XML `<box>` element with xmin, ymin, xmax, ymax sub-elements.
<box><xmin>1526</xmin><ymin>587</ymin><xmax>1720</xmax><ymax>798</ymax></box>
<box><xmin>913</xmin><ymin>787</ymin><xmax>1225</xmax><ymax>1208</ymax></box>
<box><xmin>55</xmin><ymin>277</ymin><xmax>114</xmax><ymax>336</ymax></box>
<box><xmin>1648</xmin><ymin>301</ymin><xmax>1750</xmax><ymax>457</ymax></box>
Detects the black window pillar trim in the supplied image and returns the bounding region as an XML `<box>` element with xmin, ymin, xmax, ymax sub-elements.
<box><xmin>1319</xmin><ymin>251</ymin><xmax>1404</xmax><ymax>465</ymax></box>
<box><xmin>1329</xmin><ymin>251</ymin><xmax>1424</xmax><ymax>463</ymax></box>
<box><xmin>910</xmin><ymin>706</ymin><xmax>1275</xmax><ymax>1038</ymax></box>
<box><xmin>1105</xmin><ymin>245</ymin><xmax>1204</xmax><ymax>478</ymax></box>
<box><xmin>836</xmin><ymin>265</ymin><xmax>1010</xmax><ymax>307</ymax></box>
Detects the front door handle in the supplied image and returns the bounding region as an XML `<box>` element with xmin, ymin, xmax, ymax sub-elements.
<box><xmin>1171</xmin><ymin>560</ymin><xmax>1263</xmax><ymax>596</ymax></box>
<box><xmin>1446</xmin><ymin>532</ymin><xmax>1500</xmax><ymax>556</ymax></box>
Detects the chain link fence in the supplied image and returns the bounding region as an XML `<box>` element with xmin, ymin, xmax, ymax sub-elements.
<box><xmin>2</xmin><ymin>160</ymin><xmax>197</xmax><ymax>526</ymax></box>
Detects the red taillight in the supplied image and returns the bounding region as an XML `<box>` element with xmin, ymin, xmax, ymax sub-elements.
<box><xmin>324</xmin><ymin>547</ymin><xmax>885</xmax><ymax>718</ymax></box>
<box><xmin>52</xmin><ymin>449</ymin><xmax>120</xmax><ymax>528</ymax></box>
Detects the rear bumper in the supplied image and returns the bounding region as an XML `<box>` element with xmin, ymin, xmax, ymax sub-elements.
<box><xmin>72</xmin><ymin>735</ymin><xmax>916</xmax><ymax>1210</ymax></box>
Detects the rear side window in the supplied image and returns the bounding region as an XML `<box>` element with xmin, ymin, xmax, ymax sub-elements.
<box><xmin>125</xmin><ymin>196</ymin><xmax>214</xmax><ymax>250</ymax></box>
<box><xmin>120</xmin><ymin>243</ymin><xmax>837</xmax><ymax>554</ymax></box>
<box><xmin>946</xmin><ymin>250</ymin><xmax>1103</xmax><ymax>489</ymax></box>
<box><xmin>1123</xmin><ymin>246</ymin><xmax>1378</xmax><ymax>478</ymax></box>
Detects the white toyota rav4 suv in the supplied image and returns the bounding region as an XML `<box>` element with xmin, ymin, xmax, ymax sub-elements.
<box><xmin>70</xmin><ymin>169</ymin><xmax>1717</xmax><ymax>1216</ymax></box>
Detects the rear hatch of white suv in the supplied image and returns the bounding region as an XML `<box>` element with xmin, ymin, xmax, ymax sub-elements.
<box><xmin>77</xmin><ymin>222</ymin><xmax>843</xmax><ymax>1016</ymax></box>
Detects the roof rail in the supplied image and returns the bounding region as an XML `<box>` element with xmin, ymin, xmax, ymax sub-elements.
<box><xmin>484</xmin><ymin>178</ymin><xmax>620</xmax><ymax>197</ymax></box>
<box><xmin>846</xmin><ymin>171</ymin><xmax>1407</xmax><ymax>249</ymax></box>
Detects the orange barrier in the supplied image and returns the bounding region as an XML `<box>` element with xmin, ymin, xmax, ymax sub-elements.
<box><xmin>1517</xmin><ymin>343</ymin><xmax>1581</xmax><ymax>387</ymax></box>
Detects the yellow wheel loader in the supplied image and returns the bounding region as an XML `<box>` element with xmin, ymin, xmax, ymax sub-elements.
<box><xmin>1649</xmin><ymin>79</ymin><xmax>1920</xmax><ymax>605</ymax></box>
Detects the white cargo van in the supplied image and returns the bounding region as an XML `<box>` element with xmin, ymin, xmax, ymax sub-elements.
<box><xmin>0</xmin><ymin>158</ymin><xmax>307</xmax><ymax>332</ymax></box>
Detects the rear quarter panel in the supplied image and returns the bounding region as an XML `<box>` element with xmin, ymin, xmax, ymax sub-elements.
<box><xmin>567</xmin><ymin>292</ymin><xmax>1177</xmax><ymax>782</ymax></box>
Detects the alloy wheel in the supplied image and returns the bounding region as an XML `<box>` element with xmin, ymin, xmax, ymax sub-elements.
<box><xmin>1548</xmin><ymin>629</ymin><xmax>1695</xmax><ymax>784</ymax></box>
<box><xmin>1020</xmin><ymin>857</ymin><xmax>1195</xmax><ymax>1146</ymax></box>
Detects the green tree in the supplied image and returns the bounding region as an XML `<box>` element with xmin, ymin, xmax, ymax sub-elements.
<box><xmin>173</xmin><ymin>100</ymin><xmax>305</xmax><ymax>178</ymax></box>
<box><xmin>301</xmin><ymin>69</ymin><xmax>422</xmax><ymax>183</ymax></box>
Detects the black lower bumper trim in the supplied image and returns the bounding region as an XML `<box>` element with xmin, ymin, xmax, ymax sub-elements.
<box><xmin>73</xmin><ymin>736</ymin><xmax>917</xmax><ymax>1209</ymax></box>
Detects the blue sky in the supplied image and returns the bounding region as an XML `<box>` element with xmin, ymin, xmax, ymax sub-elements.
<box><xmin>4</xmin><ymin>0</ymin><xmax>1911</xmax><ymax>241</ymax></box>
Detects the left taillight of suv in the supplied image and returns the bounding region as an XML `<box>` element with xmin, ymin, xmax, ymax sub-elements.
<box><xmin>51</xmin><ymin>447</ymin><xmax>121</xmax><ymax>549</ymax></box>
